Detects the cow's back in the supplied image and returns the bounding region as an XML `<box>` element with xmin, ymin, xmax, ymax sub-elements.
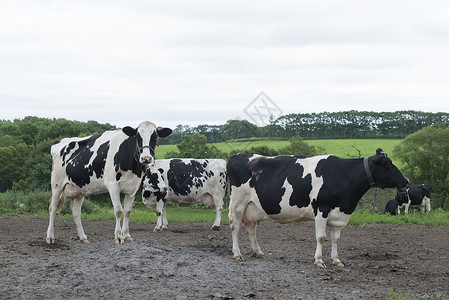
<box><xmin>51</xmin><ymin>130</ymin><xmax>139</xmax><ymax>196</ymax></box>
<box><xmin>157</xmin><ymin>158</ymin><xmax>226</xmax><ymax>204</ymax></box>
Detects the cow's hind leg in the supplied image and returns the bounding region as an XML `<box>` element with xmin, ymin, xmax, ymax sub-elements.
<box><xmin>71</xmin><ymin>197</ymin><xmax>88</xmax><ymax>243</ymax></box>
<box><xmin>211</xmin><ymin>192</ymin><xmax>223</xmax><ymax>230</ymax></box>
<box><xmin>228</xmin><ymin>192</ymin><xmax>249</xmax><ymax>261</ymax></box>
<box><xmin>330</xmin><ymin>228</ymin><xmax>344</xmax><ymax>267</ymax></box>
<box><xmin>46</xmin><ymin>189</ymin><xmax>64</xmax><ymax>244</ymax></box>
<box><xmin>243</xmin><ymin>202</ymin><xmax>265</xmax><ymax>259</ymax></box>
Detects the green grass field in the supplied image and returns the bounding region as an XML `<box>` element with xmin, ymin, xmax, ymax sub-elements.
<box><xmin>157</xmin><ymin>138</ymin><xmax>402</xmax><ymax>163</ymax></box>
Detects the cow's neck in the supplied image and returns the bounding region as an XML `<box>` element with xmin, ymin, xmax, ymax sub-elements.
<box><xmin>341</xmin><ymin>158</ymin><xmax>373</xmax><ymax>214</ymax></box>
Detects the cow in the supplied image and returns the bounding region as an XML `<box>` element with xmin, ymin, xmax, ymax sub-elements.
<box><xmin>227</xmin><ymin>149</ymin><xmax>408</xmax><ymax>268</ymax></box>
<box><xmin>384</xmin><ymin>187</ymin><xmax>410</xmax><ymax>215</ymax></box>
<box><xmin>398</xmin><ymin>184</ymin><xmax>431</xmax><ymax>214</ymax></box>
<box><xmin>46</xmin><ymin>121</ymin><xmax>172</xmax><ymax>244</ymax></box>
<box><xmin>384</xmin><ymin>199</ymin><xmax>400</xmax><ymax>215</ymax></box>
<box><xmin>142</xmin><ymin>158</ymin><xmax>227</xmax><ymax>231</ymax></box>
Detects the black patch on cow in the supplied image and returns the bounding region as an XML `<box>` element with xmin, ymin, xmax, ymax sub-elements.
<box><xmin>167</xmin><ymin>159</ymin><xmax>209</xmax><ymax>197</ymax></box>
<box><xmin>116</xmin><ymin>172</ymin><xmax>122</xmax><ymax>181</ymax></box>
<box><xmin>227</xmin><ymin>153</ymin><xmax>253</xmax><ymax>188</ymax></box>
<box><xmin>145</xmin><ymin>168</ymin><xmax>165</xmax><ymax>191</ymax></box>
<box><xmin>248</xmin><ymin>156</ymin><xmax>313</xmax><ymax>215</ymax></box>
<box><xmin>60</xmin><ymin>141</ymin><xmax>77</xmax><ymax>167</ymax></box>
<box><xmin>407</xmin><ymin>184</ymin><xmax>431</xmax><ymax>205</ymax></box>
<box><xmin>91</xmin><ymin>141</ymin><xmax>110</xmax><ymax>179</ymax></box>
<box><xmin>113</xmin><ymin>136</ymin><xmax>143</xmax><ymax>177</ymax></box>
<box><xmin>315</xmin><ymin>156</ymin><xmax>366</xmax><ymax>218</ymax></box>
<box><xmin>64</xmin><ymin>134</ymin><xmax>102</xmax><ymax>187</ymax></box>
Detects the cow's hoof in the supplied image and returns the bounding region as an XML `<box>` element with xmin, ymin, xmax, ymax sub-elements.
<box><xmin>315</xmin><ymin>262</ymin><xmax>327</xmax><ymax>268</ymax></box>
<box><xmin>153</xmin><ymin>228</ymin><xmax>161</xmax><ymax>232</ymax></box>
<box><xmin>46</xmin><ymin>238</ymin><xmax>55</xmax><ymax>244</ymax></box>
<box><xmin>80</xmin><ymin>238</ymin><xmax>89</xmax><ymax>244</ymax></box>
<box><xmin>251</xmin><ymin>252</ymin><xmax>266</xmax><ymax>259</ymax></box>
<box><xmin>333</xmin><ymin>261</ymin><xmax>344</xmax><ymax>268</ymax></box>
<box><xmin>233</xmin><ymin>255</ymin><xmax>244</xmax><ymax>261</ymax></box>
<box><xmin>124</xmin><ymin>237</ymin><xmax>133</xmax><ymax>242</ymax></box>
<box><xmin>114</xmin><ymin>239</ymin><xmax>121</xmax><ymax>245</ymax></box>
<box><xmin>211</xmin><ymin>225</ymin><xmax>220</xmax><ymax>231</ymax></box>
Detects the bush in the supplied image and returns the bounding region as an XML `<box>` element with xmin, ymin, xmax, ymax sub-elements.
<box><xmin>0</xmin><ymin>190</ymin><xmax>51</xmax><ymax>214</ymax></box>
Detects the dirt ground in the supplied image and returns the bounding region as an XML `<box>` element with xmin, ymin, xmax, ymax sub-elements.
<box><xmin>1</xmin><ymin>215</ymin><xmax>448</xmax><ymax>300</ymax></box>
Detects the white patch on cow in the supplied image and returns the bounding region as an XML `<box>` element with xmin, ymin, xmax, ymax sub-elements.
<box><xmin>326</xmin><ymin>207</ymin><xmax>351</xmax><ymax>229</ymax></box>
<box><xmin>297</xmin><ymin>155</ymin><xmax>329</xmax><ymax>203</ymax></box>
<box><xmin>270</xmin><ymin>179</ymin><xmax>314</xmax><ymax>223</ymax></box>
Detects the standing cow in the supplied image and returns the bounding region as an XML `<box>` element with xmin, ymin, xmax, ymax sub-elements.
<box><xmin>227</xmin><ymin>149</ymin><xmax>408</xmax><ymax>267</ymax></box>
<box><xmin>398</xmin><ymin>184</ymin><xmax>431</xmax><ymax>214</ymax></box>
<box><xmin>46</xmin><ymin>121</ymin><xmax>172</xmax><ymax>244</ymax></box>
<box><xmin>142</xmin><ymin>158</ymin><xmax>227</xmax><ymax>231</ymax></box>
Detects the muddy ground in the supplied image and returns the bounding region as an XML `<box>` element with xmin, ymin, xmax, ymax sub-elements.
<box><xmin>1</xmin><ymin>215</ymin><xmax>448</xmax><ymax>300</ymax></box>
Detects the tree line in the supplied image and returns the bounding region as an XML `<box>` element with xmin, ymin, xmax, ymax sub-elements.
<box><xmin>160</xmin><ymin>110</ymin><xmax>449</xmax><ymax>144</ymax></box>
<box><xmin>1</xmin><ymin>113</ymin><xmax>449</xmax><ymax>209</ymax></box>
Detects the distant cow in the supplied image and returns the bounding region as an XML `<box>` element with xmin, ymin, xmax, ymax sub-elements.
<box><xmin>398</xmin><ymin>184</ymin><xmax>431</xmax><ymax>214</ymax></box>
<box><xmin>227</xmin><ymin>149</ymin><xmax>408</xmax><ymax>267</ymax></box>
<box><xmin>46</xmin><ymin>121</ymin><xmax>172</xmax><ymax>244</ymax></box>
<box><xmin>384</xmin><ymin>199</ymin><xmax>400</xmax><ymax>215</ymax></box>
<box><xmin>142</xmin><ymin>159</ymin><xmax>227</xmax><ymax>231</ymax></box>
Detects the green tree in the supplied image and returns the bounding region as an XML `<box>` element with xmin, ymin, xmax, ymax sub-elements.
<box><xmin>165</xmin><ymin>133</ymin><xmax>226</xmax><ymax>159</ymax></box>
<box><xmin>220</xmin><ymin>119</ymin><xmax>260</xmax><ymax>140</ymax></box>
<box><xmin>278</xmin><ymin>135</ymin><xmax>323</xmax><ymax>156</ymax></box>
<box><xmin>393</xmin><ymin>123</ymin><xmax>449</xmax><ymax>209</ymax></box>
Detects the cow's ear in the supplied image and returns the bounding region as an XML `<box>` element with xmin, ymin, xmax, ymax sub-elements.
<box><xmin>157</xmin><ymin>127</ymin><xmax>172</xmax><ymax>138</ymax></box>
<box><xmin>122</xmin><ymin>126</ymin><xmax>137</xmax><ymax>137</ymax></box>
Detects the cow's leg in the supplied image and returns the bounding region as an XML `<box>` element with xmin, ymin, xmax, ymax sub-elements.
<box><xmin>404</xmin><ymin>202</ymin><xmax>410</xmax><ymax>215</ymax></box>
<box><xmin>424</xmin><ymin>196</ymin><xmax>431</xmax><ymax>212</ymax></box>
<box><xmin>153</xmin><ymin>199</ymin><xmax>165</xmax><ymax>231</ymax></box>
<box><xmin>243</xmin><ymin>202</ymin><xmax>265</xmax><ymax>259</ymax></box>
<box><xmin>211</xmin><ymin>192</ymin><xmax>223</xmax><ymax>230</ymax></box>
<box><xmin>109</xmin><ymin>189</ymin><xmax>124</xmax><ymax>244</ymax></box>
<box><xmin>330</xmin><ymin>228</ymin><xmax>344</xmax><ymax>267</ymax></box>
<box><xmin>228</xmin><ymin>192</ymin><xmax>249</xmax><ymax>261</ymax></box>
<box><xmin>46</xmin><ymin>189</ymin><xmax>64</xmax><ymax>244</ymax></box>
<box><xmin>162</xmin><ymin>203</ymin><xmax>168</xmax><ymax>230</ymax></box>
<box><xmin>71</xmin><ymin>197</ymin><xmax>88</xmax><ymax>243</ymax></box>
<box><xmin>121</xmin><ymin>194</ymin><xmax>135</xmax><ymax>242</ymax></box>
<box><xmin>314</xmin><ymin>214</ymin><xmax>327</xmax><ymax>268</ymax></box>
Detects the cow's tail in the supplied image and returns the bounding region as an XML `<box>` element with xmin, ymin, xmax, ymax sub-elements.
<box><xmin>49</xmin><ymin>193</ymin><xmax>65</xmax><ymax>214</ymax></box>
<box><xmin>226</xmin><ymin>172</ymin><xmax>231</xmax><ymax>210</ymax></box>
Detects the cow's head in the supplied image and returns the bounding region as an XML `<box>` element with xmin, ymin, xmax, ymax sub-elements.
<box><xmin>395</xmin><ymin>187</ymin><xmax>409</xmax><ymax>205</ymax></box>
<box><xmin>142</xmin><ymin>165</ymin><xmax>167</xmax><ymax>217</ymax></box>
<box><xmin>369</xmin><ymin>148</ymin><xmax>408</xmax><ymax>189</ymax></box>
<box><xmin>122</xmin><ymin>121</ymin><xmax>172</xmax><ymax>165</ymax></box>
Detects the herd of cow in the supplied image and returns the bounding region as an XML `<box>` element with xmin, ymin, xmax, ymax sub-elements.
<box><xmin>45</xmin><ymin>121</ymin><xmax>430</xmax><ymax>267</ymax></box>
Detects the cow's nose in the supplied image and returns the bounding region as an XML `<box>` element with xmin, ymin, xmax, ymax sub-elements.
<box><xmin>141</xmin><ymin>156</ymin><xmax>153</xmax><ymax>164</ymax></box>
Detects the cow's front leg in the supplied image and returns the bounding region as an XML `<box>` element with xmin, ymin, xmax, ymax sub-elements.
<box><xmin>330</xmin><ymin>228</ymin><xmax>344</xmax><ymax>267</ymax></box>
<box><xmin>109</xmin><ymin>189</ymin><xmax>124</xmax><ymax>244</ymax></box>
<box><xmin>71</xmin><ymin>197</ymin><xmax>89</xmax><ymax>243</ymax></box>
<box><xmin>314</xmin><ymin>214</ymin><xmax>327</xmax><ymax>268</ymax></box>
<box><xmin>121</xmin><ymin>194</ymin><xmax>135</xmax><ymax>242</ymax></box>
<box><xmin>153</xmin><ymin>200</ymin><xmax>166</xmax><ymax>231</ymax></box>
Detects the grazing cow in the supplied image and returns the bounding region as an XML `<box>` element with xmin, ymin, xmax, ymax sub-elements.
<box><xmin>227</xmin><ymin>149</ymin><xmax>408</xmax><ymax>267</ymax></box>
<box><xmin>46</xmin><ymin>121</ymin><xmax>172</xmax><ymax>244</ymax></box>
<box><xmin>384</xmin><ymin>187</ymin><xmax>409</xmax><ymax>215</ymax></box>
<box><xmin>142</xmin><ymin>158</ymin><xmax>227</xmax><ymax>231</ymax></box>
<box><xmin>384</xmin><ymin>199</ymin><xmax>400</xmax><ymax>215</ymax></box>
<box><xmin>398</xmin><ymin>184</ymin><xmax>431</xmax><ymax>214</ymax></box>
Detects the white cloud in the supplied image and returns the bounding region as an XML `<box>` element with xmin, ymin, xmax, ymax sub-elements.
<box><xmin>1</xmin><ymin>0</ymin><xmax>449</xmax><ymax>130</ymax></box>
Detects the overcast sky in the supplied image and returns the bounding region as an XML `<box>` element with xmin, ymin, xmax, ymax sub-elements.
<box><xmin>1</xmin><ymin>0</ymin><xmax>449</xmax><ymax>129</ymax></box>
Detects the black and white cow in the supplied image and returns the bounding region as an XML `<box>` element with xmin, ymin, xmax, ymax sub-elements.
<box><xmin>227</xmin><ymin>149</ymin><xmax>408</xmax><ymax>267</ymax></box>
<box><xmin>46</xmin><ymin>121</ymin><xmax>172</xmax><ymax>244</ymax></box>
<box><xmin>142</xmin><ymin>158</ymin><xmax>227</xmax><ymax>231</ymax></box>
<box><xmin>398</xmin><ymin>184</ymin><xmax>431</xmax><ymax>214</ymax></box>
<box><xmin>384</xmin><ymin>199</ymin><xmax>400</xmax><ymax>215</ymax></box>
